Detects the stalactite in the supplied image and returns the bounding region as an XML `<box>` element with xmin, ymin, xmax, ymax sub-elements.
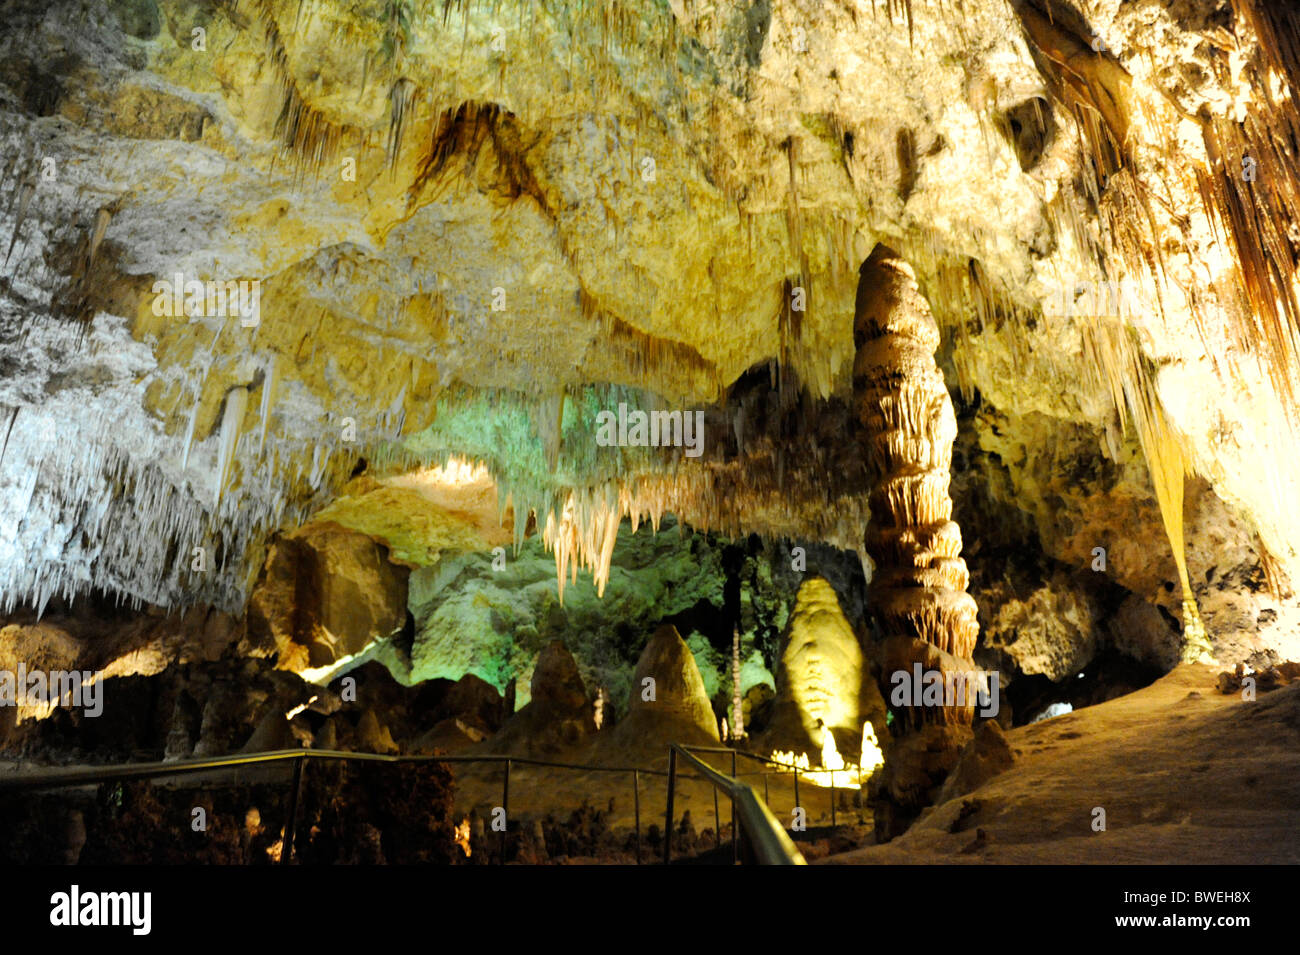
<box><xmin>578</xmin><ymin>288</ymin><xmax>720</xmax><ymax>401</ymax></box>
<box><xmin>1008</xmin><ymin>0</ymin><xmax>1237</xmax><ymax>655</ymax></box>
<box><xmin>1079</xmin><ymin>321</ymin><xmax>1213</xmax><ymax>662</ymax></box>
<box><xmin>855</xmin><ymin>245</ymin><xmax>979</xmax><ymax>727</ymax></box>
<box><xmin>4</xmin><ymin>173</ymin><xmax>35</xmax><ymax>267</ymax></box>
<box><xmin>386</xmin><ymin>77</ymin><xmax>418</xmax><ymax>173</ymax></box>
<box><xmin>244</xmin><ymin>0</ymin><xmax>362</xmax><ymax>176</ymax></box>
<box><xmin>180</xmin><ymin>392</ymin><xmax>199</xmax><ymax>471</ymax></box>
<box><xmin>214</xmin><ymin>386</ymin><xmax>249</xmax><ymax>508</ymax></box>
<box><xmin>257</xmin><ymin>355</ymin><xmax>276</xmax><ymax>457</ymax></box>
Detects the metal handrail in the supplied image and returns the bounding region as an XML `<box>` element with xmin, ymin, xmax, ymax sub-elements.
<box><xmin>664</xmin><ymin>744</ymin><xmax>806</xmax><ymax>866</ymax></box>
<box><xmin>0</xmin><ymin>748</ymin><xmax>670</xmax><ymax>864</ymax></box>
<box><xmin>682</xmin><ymin>744</ymin><xmax>868</xmax><ymax>827</ymax></box>
<box><xmin>2</xmin><ymin>744</ymin><xmax>812</xmax><ymax>865</ymax></box>
<box><xmin>0</xmin><ymin>746</ymin><xmax>748</xmax><ymax>865</ymax></box>
<box><xmin>0</xmin><ymin>748</ymin><xmax>675</xmax><ymax>792</ymax></box>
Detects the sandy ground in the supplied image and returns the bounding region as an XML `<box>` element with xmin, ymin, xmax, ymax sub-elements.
<box><xmin>821</xmin><ymin>664</ymin><xmax>1300</xmax><ymax>864</ymax></box>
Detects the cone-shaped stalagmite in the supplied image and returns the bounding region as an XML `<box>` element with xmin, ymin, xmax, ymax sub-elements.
<box><xmin>855</xmin><ymin>245</ymin><xmax>979</xmax><ymax>727</ymax></box>
<box><xmin>763</xmin><ymin>577</ymin><xmax>890</xmax><ymax>759</ymax></box>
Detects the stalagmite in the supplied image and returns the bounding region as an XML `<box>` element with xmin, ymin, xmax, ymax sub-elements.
<box><xmin>730</xmin><ymin>626</ymin><xmax>744</xmax><ymax>741</ymax></box>
<box><xmin>761</xmin><ymin>577</ymin><xmax>889</xmax><ymax>758</ymax></box>
<box><xmin>855</xmin><ymin>245</ymin><xmax>979</xmax><ymax>727</ymax></box>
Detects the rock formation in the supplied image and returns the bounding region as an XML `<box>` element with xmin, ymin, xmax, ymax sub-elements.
<box><xmin>246</xmin><ymin>523</ymin><xmax>409</xmax><ymax>674</ymax></box>
<box><xmin>761</xmin><ymin>577</ymin><xmax>888</xmax><ymax>760</ymax></box>
<box><xmin>5</xmin><ymin>0</ymin><xmax>1300</xmax><ymax>871</ymax></box>
<box><xmin>855</xmin><ymin>245</ymin><xmax>980</xmax><ymax>726</ymax></box>
<box><xmin>597</xmin><ymin>624</ymin><xmax>718</xmax><ymax>757</ymax></box>
<box><xmin>479</xmin><ymin>641</ymin><xmax>595</xmax><ymax>758</ymax></box>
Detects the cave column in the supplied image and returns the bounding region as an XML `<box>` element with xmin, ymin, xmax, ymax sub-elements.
<box><xmin>854</xmin><ymin>246</ymin><xmax>980</xmax><ymax>728</ymax></box>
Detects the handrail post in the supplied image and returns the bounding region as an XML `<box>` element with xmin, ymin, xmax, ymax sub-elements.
<box><xmin>793</xmin><ymin>767</ymin><xmax>800</xmax><ymax>824</ymax></box>
<box><xmin>713</xmin><ymin>787</ymin><xmax>721</xmax><ymax>848</ymax></box>
<box><xmin>730</xmin><ymin>750</ymin><xmax>738</xmax><ymax>865</ymax></box>
<box><xmin>500</xmin><ymin>758</ymin><xmax>511</xmax><ymax>865</ymax></box>
<box><xmin>633</xmin><ymin>770</ymin><xmax>642</xmax><ymax>865</ymax></box>
<box><xmin>830</xmin><ymin>768</ymin><xmax>836</xmax><ymax>827</ymax></box>
<box><xmin>280</xmin><ymin>754</ymin><xmax>304</xmax><ymax>866</ymax></box>
<box><xmin>858</xmin><ymin>763</ymin><xmax>866</xmax><ymax>824</ymax></box>
<box><xmin>664</xmin><ymin>747</ymin><xmax>677</xmax><ymax>865</ymax></box>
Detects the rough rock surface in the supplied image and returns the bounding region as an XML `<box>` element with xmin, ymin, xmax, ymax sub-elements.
<box><xmin>401</xmin><ymin>516</ymin><xmax>727</xmax><ymax>708</ymax></box>
<box><xmin>3</xmin><ymin>0</ymin><xmax>1300</xmax><ymax>680</ymax></box>
<box><xmin>3</xmin><ymin>0</ymin><xmax>1300</xmax><ymax>868</ymax></box>
<box><xmin>936</xmin><ymin>719</ymin><xmax>1016</xmax><ymax>804</ymax></box>
<box><xmin>0</xmin><ymin>602</ymin><xmax>239</xmax><ymax>745</ymax></box>
<box><xmin>760</xmin><ymin>576</ymin><xmax>887</xmax><ymax>759</ymax></box>
<box><xmin>478</xmin><ymin>641</ymin><xmax>595</xmax><ymax>758</ymax></box>
<box><xmin>597</xmin><ymin>624</ymin><xmax>719</xmax><ymax>757</ymax></box>
<box><xmin>827</xmin><ymin>666</ymin><xmax>1300</xmax><ymax>864</ymax></box>
<box><xmin>981</xmin><ymin>570</ymin><xmax>1099</xmax><ymax>682</ymax></box>
<box><xmin>856</xmin><ymin>246</ymin><xmax>980</xmax><ymax>729</ymax></box>
<box><xmin>245</xmin><ymin>522</ymin><xmax>409</xmax><ymax>673</ymax></box>
<box><xmin>871</xmin><ymin>721</ymin><xmax>975</xmax><ymax>842</ymax></box>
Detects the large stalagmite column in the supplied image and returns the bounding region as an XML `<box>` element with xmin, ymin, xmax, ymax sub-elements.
<box><xmin>854</xmin><ymin>245</ymin><xmax>980</xmax><ymax>728</ymax></box>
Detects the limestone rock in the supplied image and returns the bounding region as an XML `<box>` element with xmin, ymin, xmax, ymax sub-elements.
<box><xmin>1107</xmin><ymin>593</ymin><xmax>1181</xmax><ymax>672</ymax></box>
<box><xmin>529</xmin><ymin>639</ymin><xmax>591</xmax><ymax>716</ymax></box>
<box><xmin>414</xmin><ymin>717</ymin><xmax>488</xmax><ymax>755</ymax></box>
<box><xmin>856</xmin><ymin>247</ymin><xmax>981</xmax><ymax>727</ymax></box>
<box><xmin>479</xmin><ymin>641</ymin><xmax>595</xmax><ymax>758</ymax></box>
<box><xmin>437</xmin><ymin>674</ymin><xmax>506</xmax><ymax>737</ymax></box>
<box><xmin>628</xmin><ymin>625</ymin><xmax>719</xmax><ymax>738</ymax></box>
<box><xmin>107</xmin><ymin>0</ymin><xmax>161</xmax><ymax>39</ymax></box>
<box><xmin>355</xmin><ymin>710</ymin><xmax>400</xmax><ymax>756</ymax></box>
<box><xmin>246</xmin><ymin>523</ymin><xmax>409</xmax><ymax>673</ymax></box>
<box><xmin>593</xmin><ymin>624</ymin><xmax>719</xmax><ymax>759</ymax></box>
<box><xmin>0</xmin><ymin>622</ymin><xmax>84</xmax><ymax>684</ymax></box>
<box><xmin>879</xmin><ymin>634</ymin><xmax>994</xmax><ymax>734</ymax></box>
<box><xmin>872</xmin><ymin>722</ymin><xmax>975</xmax><ymax>841</ymax></box>
<box><xmin>937</xmin><ymin>719</ymin><xmax>1016</xmax><ymax>803</ymax></box>
<box><xmin>404</xmin><ymin>516</ymin><xmax>729</xmax><ymax>707</ymax></box>
<box><xmin>238</xmin><ymin>705</ymin><xmax>298</xmax><ymax>754</ymax></box>
<box><xmin>762</xmin><ymin>577</ymin><xmax>888</xmax><ymax>759</ymax></box>
<box><xmin>981</xmin><ymin>571</ymin><xmax>1098</xmax><ymax>681</ymax></box>
<box><xmin>741</xmin><ymin>682</ymin><xmax>775</xmax><ymax>733</ymax></box>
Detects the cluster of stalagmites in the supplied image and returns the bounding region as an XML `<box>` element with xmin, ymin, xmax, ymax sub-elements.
<box><xmin>855</xmin><ymin>247</ymin><xmax>980</xmax><ymax>729</ymax></box>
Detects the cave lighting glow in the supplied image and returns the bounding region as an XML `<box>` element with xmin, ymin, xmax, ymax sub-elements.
<box><xmin>767</xmin><ymin>722</ymin><xmax>885</xmax><ymax>790</ymax></box>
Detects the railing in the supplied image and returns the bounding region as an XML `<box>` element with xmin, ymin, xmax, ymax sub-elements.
<box><xmin>682</xmin><ymin>745</ymin><xmax>868</xmax><ymax>828</ymax></box>
<box><xmin>0</xmin><ymin>748</ymin><xmax>665</xmax><ymax>864</ymax></box>
<box><xmin>664</xmin><ymin>744</ymin><xmax>806</xmax><ymax>865</ymax></box>
<box><xmin>1</xmin><ymin>744</ymin><xmax>825</xmax><ymax>865</ymax></box>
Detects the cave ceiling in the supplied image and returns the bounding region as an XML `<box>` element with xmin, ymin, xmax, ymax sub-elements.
<box><xmin>1</xmin><ymin>0</ymin><xmax>1299</xmax><ymax>665</ymax></box>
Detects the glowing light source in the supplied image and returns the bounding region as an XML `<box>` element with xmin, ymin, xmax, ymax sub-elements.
<box><xmin>454</xmin><ymin>818</ymin><xmax>472</xmax><ymax>858</ymax></box>
<box><xmin>284</xmin><ymin>695</ymin><xmax>318</xmax><ymax>720</ymax></box>
<box><xmin>393</xmin><ymin>455</ymin><xmax>494</xmax><ymax>490</ymax></box>
<box><xmin>821</xmin><ymin>724</ymin><xmax>844</xmax><ymax>772</ymax></box>
<box><xmin>767</xmin><ymin>721</ymin><xmax>885</xmax><ymax>790</ymax></box>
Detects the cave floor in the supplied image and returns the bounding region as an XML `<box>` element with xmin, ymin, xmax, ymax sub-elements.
<box><xmin>451</xmin><ymin>748</ymin><xmax>866</xmax><ymax>858</ymax></box>
<box><xmin>450</xmin><ymin>664</ymin><xmax>1300</xmax><ymax>864</ymax></box>
<box><xmin>822</xmin><ymin>664</ymin><xmax>1300</xmax><ymax>865</ymax></box>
